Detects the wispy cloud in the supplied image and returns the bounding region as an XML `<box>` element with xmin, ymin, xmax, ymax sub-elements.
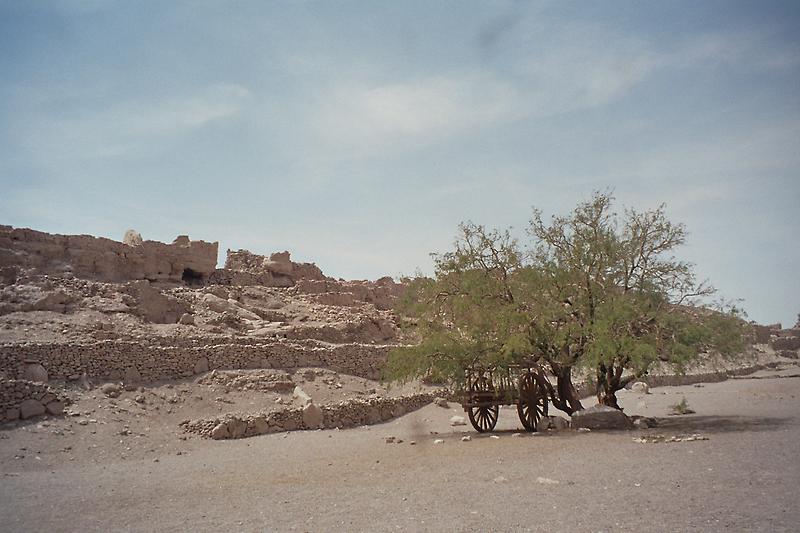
<box><xmin>18</xmin><ymin>83</ymin><xmax>250</xmax><ymax>160</ymax></box>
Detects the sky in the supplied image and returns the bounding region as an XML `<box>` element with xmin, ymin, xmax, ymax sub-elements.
<box><xmin>0</xmin><ymin>0</ymin><xmax>798</xmax><ymax>327</ymax></box>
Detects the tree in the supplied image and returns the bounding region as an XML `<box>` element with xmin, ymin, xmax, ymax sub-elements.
<box><xmin>387</xmin><ymin>192</ymin><xmax>746</xmax><ymax>413</ymax></box>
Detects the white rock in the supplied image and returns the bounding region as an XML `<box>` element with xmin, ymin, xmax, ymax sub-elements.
<box><xmin>631</xmin><ymin>381</ymin><xmax>650</xmax><ymax>394</ymax></box>
<box><xmin>461</xmin><ymin>435</ymin><xmax>472</xmax><ymax>442</ymax></box>
<box><xmin>433</xmin><ymin>439</ymin><xmax>445</xmax><ymax>444</ymax></box>
<box><xmin>536</xmin><ymin>476</ymin><xmax>559</xmax><ymax>485</ymax></box>
<box><xmin>123</xmin><ymin>229</ymin><xmax>143</xmax><ymax>246</ymax></box>
<box><xmin>293</xmin><ymin>386</ymin><xmax>312</xmax><ymax>406</ymax></box>
<box><xmin>449</xmin><ymin>415</ymin><xmax>467</xmax><ymax>426</ymax></box>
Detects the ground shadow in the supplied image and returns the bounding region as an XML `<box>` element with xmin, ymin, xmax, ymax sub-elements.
<box><xmin>652</xmin><ymin>415</ymin><xmax>793</xmax><ymax>435</ymax></box>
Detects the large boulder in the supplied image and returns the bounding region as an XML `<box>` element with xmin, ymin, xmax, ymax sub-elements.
<box><xmin>302</xmin><ymin>403</ymin><xmax>324</xmax><ymax>429</ymax></box>
<box><xmin>19</xmin><ymin>399</ymin><xmax>46</xmax><ymax>419</ymax></box>
<box><xmin>22</xmin><ymin>363</ymin><xmax>48</xmax><ymax>383</ymax></box>
<box><xmin>571</xmin><ymin>404</ymin><xmax>632</xmax><ymax>430</ymax></box>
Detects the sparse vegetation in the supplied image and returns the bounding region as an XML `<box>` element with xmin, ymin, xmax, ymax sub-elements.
<box><xmin>669</xmin><ymin>396</ymin><xmax>696</xmax><ymax>415</ymax></box>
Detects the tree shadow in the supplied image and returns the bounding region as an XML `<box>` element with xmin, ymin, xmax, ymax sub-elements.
<box><xmin>652</xmin><ymin>415</ymin><xmax>792</xmax><ymax>435</ymax></box>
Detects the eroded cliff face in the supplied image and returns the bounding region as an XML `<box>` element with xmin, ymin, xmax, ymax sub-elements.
<box><xmin>0</xmin><ymin>225</ymin><xmax>218</xmax><ymax>284</ymax></box>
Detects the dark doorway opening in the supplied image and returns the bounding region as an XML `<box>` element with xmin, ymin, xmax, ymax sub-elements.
<box><xmin>181</xmin><ymin>268</ymin><xmax>204</xmax><ymax>286</ymax></box>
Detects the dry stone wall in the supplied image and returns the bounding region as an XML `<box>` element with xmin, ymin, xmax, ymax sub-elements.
<box><xmin>1</xmin><ymin>378</ymin><xmax>69</xmax><ymax>423</ymax></box>
<box><xmin>0</xmin><ymin>339</ymin><xmax>393</xmax><ymax>382</ymax></box>
<box><xmin>182</xmin><ymin>392</ymin><xmax>435</xmax><ymax>439</ymax></box>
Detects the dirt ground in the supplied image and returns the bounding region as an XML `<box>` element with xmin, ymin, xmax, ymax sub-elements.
<box><xmin>1</xmin><ymin>364</ymin><xmax>799</xmax><ymax>532</ymax></box>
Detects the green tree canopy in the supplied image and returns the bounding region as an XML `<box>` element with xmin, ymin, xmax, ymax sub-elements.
<box><xmin>386</xmin><ymin>192</ymin><xmax>746</xmax><ymax>412</ymax></box>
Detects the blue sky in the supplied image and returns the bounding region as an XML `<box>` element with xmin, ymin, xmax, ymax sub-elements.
<box><xmin>1</xmin><ymin>1</ymin><xmax>798</xmax><ymax>326</ymax></box>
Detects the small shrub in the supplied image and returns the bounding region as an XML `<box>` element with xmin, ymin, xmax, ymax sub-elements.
<box><xmin>669</xmin><ymin>396</ymin><xmax>695</xmax><ymax>415</ymax></box>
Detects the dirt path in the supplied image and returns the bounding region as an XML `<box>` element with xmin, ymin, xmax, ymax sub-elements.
<box><xmin>2</xmin><ymin>364</ymin><xmax>799</xmax><ymax>532</ymax></box>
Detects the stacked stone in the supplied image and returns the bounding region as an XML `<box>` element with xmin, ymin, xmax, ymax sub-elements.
<box><xmin>0</xmin><ymin>338</ymin><xmax>395</xmax><ymax>382</ymax></box>
<box><xmin>1</xmin><ymin>379</ymin><xmax>68</xmax><ymax>423</ymax></box>
<box><xmin>182</xmin><ymin>392</ymin><xmax>435</xmax><ymax>440</ymax></box>
<box><xmin>294</xmin><ymin>277</ymin><xmax>404</xmax><ymax>310</ymax></box>
<box><xmin>198</xmin><ymin>369</ymin><xmax>295</xmax><ymax>393</ymax></box>
<box><xmin>770</xmin><ymin>327</ymin><xmax>800</xmax><ymax>359</ymax></box>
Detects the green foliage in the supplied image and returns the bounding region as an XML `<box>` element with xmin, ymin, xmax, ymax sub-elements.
<box><xmin>386</xmin><ymin>192</ymin><xmax>748</xmax><ymax>407</ymax></box>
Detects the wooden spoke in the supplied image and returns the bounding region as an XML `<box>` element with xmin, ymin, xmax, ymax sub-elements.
<box><xmin>468</xmin><ymin>405</ymin><xmax>499</xmax><ymax>433</ymax></box>
<box><xmin>517</xmin><ymin>371</ymin><xmax>549</xmax><ymax>432</ymax></box>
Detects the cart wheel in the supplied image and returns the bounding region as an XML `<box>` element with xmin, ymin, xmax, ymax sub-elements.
<box><xmin>467</xmin><ymin>375</ymin><xmax>499</xmax><ymax>432</ymax></box>
<box><xmin>517</xmin><ymin>371</ymin><xmax>548</xmax><ymax>431</ymax></box>
<box><xmin>468</xmin><ymin>404</ymin><xmax>499</xmax><ymax>432</ymax></box>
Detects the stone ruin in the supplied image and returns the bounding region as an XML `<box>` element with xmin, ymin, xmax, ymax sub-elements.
<box><xmin>0</xmin><ymin>224</ymin><xmax>409</xmax><ymax>427</ymax></box>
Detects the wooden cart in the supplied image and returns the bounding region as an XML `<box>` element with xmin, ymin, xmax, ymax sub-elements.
<box><xmin>460</xmin><ymin>363</ymin><xmax>550</xmax><ymax>432</ymax></box>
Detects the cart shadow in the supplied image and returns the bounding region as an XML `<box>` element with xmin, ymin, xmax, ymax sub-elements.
<box><xmin>649</xmin><ymin>415</ymin><xmax>792</xmax><ymax>435</ymax></box>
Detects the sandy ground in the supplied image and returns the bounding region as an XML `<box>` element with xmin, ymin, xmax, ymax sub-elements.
<box><xmin>1</xmin><ymin>364</ymin><xmax>799</xmax><ymax>532</ymax></box>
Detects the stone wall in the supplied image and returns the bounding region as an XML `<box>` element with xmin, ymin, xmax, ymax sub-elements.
<box><xmin>0</xmin><ymin>225</ymin><xmax>218</xmax><ymax>284</ymax></box>
<box><xmin>0</xmin><ymin>339</ymin><xmax>394</xmax><ymax>382</ymax></box>
<box><xmin>1</xmin><ymin>379</ymin><xmax>68</xmax><ymax>423</ymax></box>
<box><xmin>182</xmin><ymin>392</ymin><xmax>435</xmax><ymax>439</ymax></box>
<box><xmin>295</xmin><ymin>277</ymin><xmax>405</xmax><ymax>310</ymax></box>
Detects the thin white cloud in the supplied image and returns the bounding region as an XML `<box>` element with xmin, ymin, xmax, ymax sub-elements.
<box><xmin>19</xmin><ymin>83</ymin><xmax>251</xmax><ymax>161</ymax></box>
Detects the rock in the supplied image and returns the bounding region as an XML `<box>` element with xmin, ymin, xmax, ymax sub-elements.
<box><xmin>123</xmin><ymin>229</ymin><xmax>143</xmax><ymax>247</ymax></box>
<box><xmin>293</xmin><ymin>386</ymin><xmax>312</xmax><ymax>406</ymax></box>
<box><xmin>19</xmin><ymin>399</ymin><xmax>46</xmax><ymax>419</ymax></box>
<box><xmin>253</xmin><ymin>416</ymin><xmax>270</xmax><ymax>434</ymax></box>
<box><xmin>551</xmin><ymin>416</ymin><xmax>570</xmax><ymax>430</ymax></box>
<box><xmin>772</xmin><ymin>336</ymin><xmax>800</xmax><ymax>351</ymax></box>
<box><xmin>630</xmin><ymin>381</ymin><xmax>650</xmax><ymax>394</ymax></box>
<box><xmin>45</xmin><ymin>401</ymin><xmax>65</xmax><ymax>416</ymax></box>
<box><xmin>493</xmin><ymin>476</ymin><xmax>507</xmax><ymax>483</ymax></box>
<box><xmin>22</xmin><ymin>363</ymin><xmax>48</xmax><ymax>383</ymax></box>
<box><xmin>193</xmin><ymin>357</ymin><xmax>209</xmax><ymax>374</ymax></box>
<box><xmin>449</xmin><ymin>415</ymin><xmax>467</xmax><ymax>426</ymax></box>
<box><xmin>123</xmin><ymin>367</ymin><xmax>141</xmax><ymax>385</ymax></box>
<box><xmin>210</xmin><ymin>422</ymin><xmax>230</xmax><ymax>440</ymax></box>
<box><xmin>5</xmin><ymin>408</ymin><xmax>20</xmax><ymax>421</ymax></box>
<box><xmin>385</xmin><ymin>436</ymin><xmax>396</xmax><ymax>444</ymax></box>
<box><xmin>632</xmin><ymin>417</ymin><xmax>657</xmax><ymax>429</ymax></box>
<box><xmin>461</xmin><ymin>435</ymin><xmax>472</xmax><ymax>442</ymax></box>
<box><xmin>227</xmin><ymin>418</ymin><xmax>247</xmax><ymax>438</ymax></box>
<box><xmin>571</xmin><ymin>404</ymin><xmax>632</xmax><ymax>430</ymax></box>
<box><xmin>433</xmin><ymin>397</ymin><xmax>449</xmax><ymax>408</ymax></box>
<box><xmin>100</xmin><ymin>383</ymin><xmax>121</xmax><ymax>398</ymax></box>
<box><xmin>536</xmin><ymin>477</ymin><xmax>559</xmax><ymax>485</ymax></box>
<box><xmin>302</xmin><ymin>403</ymin><xmax>324</xmax><ymax>429</ymax></box>
<box><xmin>179</xmin><ymin>313</ymin><xmax>195</xmax><ymax>325</ymax></box>
<box><xmin>536</xmin><ymin>417</ymin><xmax>550</xmax><ymax>432</ymax></box>
<box><xmin>433</xmin><ymin>439</ymin><xmax>445</xmax><ymax>444</ymax></box>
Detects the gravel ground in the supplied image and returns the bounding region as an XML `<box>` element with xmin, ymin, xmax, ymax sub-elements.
<box><xmin>1</xmin><ymin>364</ymin><xmax>799</xmax><ymax>532</ymax></box>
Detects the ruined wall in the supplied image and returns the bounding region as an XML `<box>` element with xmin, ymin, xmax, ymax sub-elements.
<box><xmin>295</xmin><ymin>277</ymin><xmax>405</xmax><ymax>310</ymax></box>
<box><xmin>1</xmin><ymin>379</ymin><xmax>68</xmax><ymax>423</ymax></box>
<box><xmin>0</xmin><ymin>225</ymin><xmax>218</xmax><ymax>284</ymax></box>
<box><xmin>182</xmin><ymin>392</ymin><xmax>435</xmax><ymax>439</ymax></box>
<box><xmin>0</xmin><ymin>339</ymin><xmax>393</xmax><ymax>382</ymax></box>
<box><xmin>223</xmin><ymin>249</ymin><xmax>325</xmax><ymax>285</ymax></box>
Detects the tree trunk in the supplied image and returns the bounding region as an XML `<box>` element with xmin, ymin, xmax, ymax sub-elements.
<box><xmin>596</xmin><ymin>362</ymin><xmax>623</xmax><ymax>410</ymax></box>
<box><xmin>548</xmin><ymin>363</ymin><xmax>584</xmax><ymax>415</ymax></box>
